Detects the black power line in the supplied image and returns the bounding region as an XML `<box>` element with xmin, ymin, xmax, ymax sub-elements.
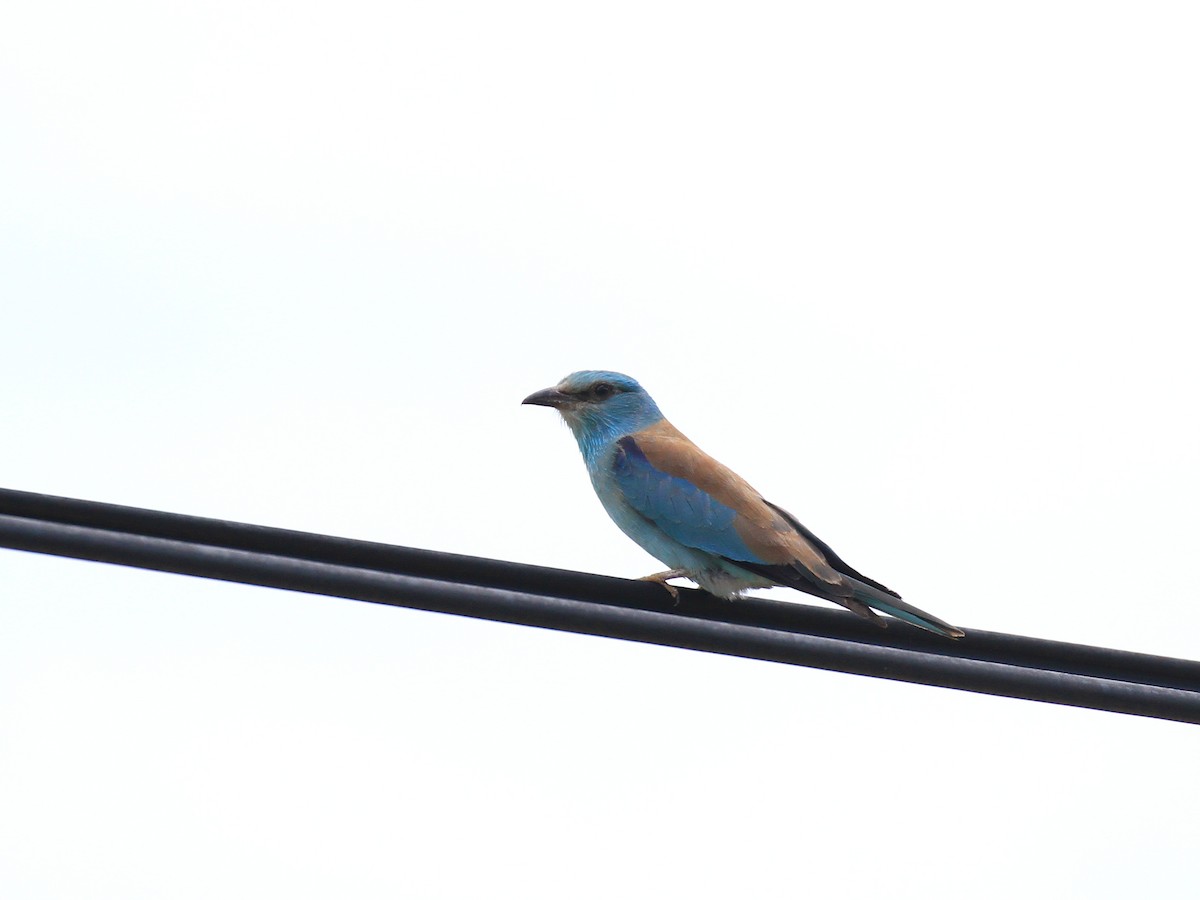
<box><xmin>2</xmin><ymin>486</ymin><xmax>1198</xmax><ymax>724</ymax></box>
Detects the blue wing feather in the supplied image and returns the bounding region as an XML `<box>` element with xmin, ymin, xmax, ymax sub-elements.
<box><xmin>611</xmin><ymin>436</ymin><xmax>762</xmax><ymax>563</ymax></box>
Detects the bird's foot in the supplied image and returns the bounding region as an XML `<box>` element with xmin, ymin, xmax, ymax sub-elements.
<box><xmin>638</xmin><ymin>569</ymin><xmax>689</xmax><ymax>603</ymax></box>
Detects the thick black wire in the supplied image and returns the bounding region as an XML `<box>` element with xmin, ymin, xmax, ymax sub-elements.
<box><xmin>2</xmin><ymin>487</ymin><xmax>1199</xmax><ymax>723</ymax></box>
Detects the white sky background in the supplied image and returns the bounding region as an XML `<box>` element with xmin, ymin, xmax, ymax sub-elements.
<box><xmin>2</xmin><ymin>1</ymin><xmax>1198</xmax><ymax>897</ymax></box>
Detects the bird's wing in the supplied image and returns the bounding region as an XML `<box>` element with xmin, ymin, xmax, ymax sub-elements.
<box><xmin>611</xmin><ymin>423</ymin><xmax>962</xmax><ymax>636</ymax></box>
<box><xmin>611</xmin><ymin>421</ymin><xmax>847</xmax><ymax>594</ymax></box>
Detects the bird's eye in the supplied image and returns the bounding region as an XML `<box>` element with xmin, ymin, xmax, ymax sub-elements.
<box><xmin>591</xmin><ymin>383</ymin><xmax>615</xmax><ymax>400</ymax></box>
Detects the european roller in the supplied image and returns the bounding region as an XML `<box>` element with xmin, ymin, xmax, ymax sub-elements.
<box><xmin>523</xmin><ymin>370</ymin><xmax>964</xmax><ymax>639</ymax></box>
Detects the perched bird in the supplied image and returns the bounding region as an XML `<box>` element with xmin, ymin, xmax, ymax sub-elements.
<box><xmin>523</xmin><ymin>370</ymin><xmax>964</xmax><ymax>639</ymax></box>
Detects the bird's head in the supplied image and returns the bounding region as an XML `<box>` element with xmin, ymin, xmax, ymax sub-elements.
<box><xmin>522</xmin><ymin>370</ymin><xmax>664</xmax><ymax>445</ymax></box>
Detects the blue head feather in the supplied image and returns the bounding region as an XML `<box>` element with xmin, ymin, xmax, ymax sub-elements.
<box><xmin>548</xmin><ymin>370</ymin><xmax>664</xmax><ymax>462</ymax></box>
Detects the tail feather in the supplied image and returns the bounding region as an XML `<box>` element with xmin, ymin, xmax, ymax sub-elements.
<box><xmin>747</xmin><ymin>502</ymin><xmax>965</xmax><ymax>639</ymax></box>
<box><xmin>851</xmin><ymin>581</ymin><xmax>965</xmax><ymax>639</ymax></box>
<box><xmin>728</xmin><ymin>556</ymin><xmax>966</xmax><ymax>639</ymax></box>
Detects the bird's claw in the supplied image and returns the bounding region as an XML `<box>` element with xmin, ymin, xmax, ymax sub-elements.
<box><xmin>638</xmin><ymin>569</ymin><xmax>688</xmax><ymax>604</ymax></box>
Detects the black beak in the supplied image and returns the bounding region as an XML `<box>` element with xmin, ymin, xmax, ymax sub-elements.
<box><xmin>522</xmin><ymin>386</ymin><xmax>570</xmax><ymax>408</ymax></box>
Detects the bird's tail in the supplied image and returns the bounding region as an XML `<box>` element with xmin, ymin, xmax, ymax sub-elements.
<box><xmin>851</xmin><ymin>581</ymin><xmax>965</xmax><ymax>639</ymax></box>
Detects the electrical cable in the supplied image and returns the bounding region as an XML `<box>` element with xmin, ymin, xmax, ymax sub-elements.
<box><xmin>2</xmin><ymin>487</ymin><xmax>1198</xmax><ymax>724</ymax></box>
